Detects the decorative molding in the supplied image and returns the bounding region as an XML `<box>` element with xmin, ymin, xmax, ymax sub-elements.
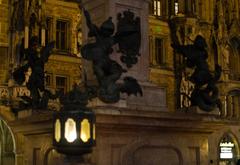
<box><xmin>120</xmin><ymin>140</ymin><xmax>183</xmax><ymax>165</ymax></box>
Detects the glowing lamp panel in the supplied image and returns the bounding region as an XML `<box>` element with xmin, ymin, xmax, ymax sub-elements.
<box><xmin>55</xmin><ymin>119</ymin><xmax>61</xmax><ymax>142</ymax></box>
<box><xmin>65</xmin><ymin>118</ymin><xmax>77</xmax><ymax>143</ymax></box>
<box><xmin>93</xmin><ymin>124</ymin><xmax>96</xmax><ymax>140</ymax></box>
<box><xmin>80</xmin><ymin>119</ymin><xmax>90</xmax><ymax>142</ymax></box>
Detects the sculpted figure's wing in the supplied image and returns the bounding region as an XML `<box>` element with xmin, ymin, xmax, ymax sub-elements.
<box><xmin>41</xmin><ymin>41</ymin><xmax>55</xmax><ymax>63</ymax></box>
<box><xmin>13</xmin><ymin>64</ymin><xmax>29</xmax><ymax>85</ymax></box>
<box><xmin>120</xmin><ymin>76</ymin><xmax>143</xmax><ymax>96</ymax></box>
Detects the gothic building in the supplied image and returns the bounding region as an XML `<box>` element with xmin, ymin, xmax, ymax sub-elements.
<box><xmin>0</xmin><ymin>0</ymin><xmax>240</xmax><ymax>165</ymax></box>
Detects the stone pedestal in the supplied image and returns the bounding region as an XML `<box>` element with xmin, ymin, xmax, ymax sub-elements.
<box><xmin>81</xmin><ymin>0</ymin><xmax>167</xmax><ymax>111</ymax></box>
<box><xmin>64</xmin><ymin>155</ymin><xmax>93</xmax><ymax>165</ymax></box>
<box><xmin>189</xmin><ymin>106</ymin><xmax>220</xmax><ymax>116</ymax></box>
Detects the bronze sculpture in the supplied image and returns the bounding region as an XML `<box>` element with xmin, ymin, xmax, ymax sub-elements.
<box><xmin>80</xmin><ymin>7</ymin><xmax>142</xmax><ymax>103</ymax></box>
<box><xmin>12</xmin><ymin>6</ymin><xmax>142</xmax><ymax>111</ymax></box>
<box><xmin>172</xmin><ymin>35</ymin><xmax>222</xmax><ymax>112</ymax></box>
<box><xmin>13</xmin><ymin>36</ymin><xmax>58</xmax><ymax>110</ymax></box>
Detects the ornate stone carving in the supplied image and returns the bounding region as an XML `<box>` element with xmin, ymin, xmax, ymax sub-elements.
<box><xmin>120</xmin><ymin>140</ymin><xmax>183</xmax><ymax>165</ymax></box>
<box><xmin>12</xmin><ymin>36</ymin><xmax>58</xmax><ymax>110</ymax></box>
<box><xmin>117</xmin><ymin>10</ymin><xmax>141</xmax><ymax>68</ymax></box>
<box><xmin>171</xmin><ymin>35</ymin><xmax>222</xmax><ymax>112</ymax></box>
<box><xmin>80</xmin><ymin>7</ymin><xmax>142</xmax><ymax>103</ymax></box>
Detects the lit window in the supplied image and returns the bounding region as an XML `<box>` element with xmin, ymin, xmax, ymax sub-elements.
<box><xmin>219</xmin><ymin>135</ymin><xmax>236</xmax><ymax>164</ymax></box>
<box><xmin>154</xmin><ymin>0</ymin><xmax>161</xmax><ymax>16</ymax></box>
<box><xmin>56</xmin><ymin>20</ymin><xmax>68</xmax><ymax>50</ymax></box>
<box><xmin>174</xmin><ymin>1</ymin><xmax>179</xmax><ymax>15</ymax></box>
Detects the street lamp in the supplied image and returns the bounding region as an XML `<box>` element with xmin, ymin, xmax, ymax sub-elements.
<box><xmin>53</xmin><ymin>85</ymin><xmax>96</xmax><ymax>155</ymax></box>
<box><xmin>53</xmin><ymin>108</ymin><xmax>96</xmax><ymax>155</ymax></box>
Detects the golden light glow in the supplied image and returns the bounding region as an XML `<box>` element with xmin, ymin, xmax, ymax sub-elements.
<box><xmin>64</xmin><ymin>118</ymin><xmax>77</xmax><ymax>143</ymax></box>
<box><xmin>80</xmin><ymin>119</ymin><xmax>90</xmax><ymax>142</ymax></box>
<box><xmin>54</xmin><ymin>119</ymin><xmax>61</xmax><ymax>142</ymax></box>
<box><xmin>220</xmin><ymin>142</ymin><xmax>234</xmax><ymax>147</ymax></box>
<box><xmin>93</xmin><ymin>124</ymin><xmax>96</xmax><ymax>140</ymax></box>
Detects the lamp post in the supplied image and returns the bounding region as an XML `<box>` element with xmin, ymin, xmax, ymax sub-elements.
<box><xmin>53</xmin><ymin>108</ymin><xmax>96</xmax><ymax>155</ymax></box>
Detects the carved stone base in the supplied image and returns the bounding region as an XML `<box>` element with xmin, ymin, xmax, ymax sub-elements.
<box><xmin>88</xmin><ymin>97</ymin><xmax>127</xmax><ymax>108</ymax></box>
<box><xmin>126</xmin><ymin>82</ymin><xmax>167</xmax><ymax>111</ymax></box>
<box><xmin>64</xmin><ymin>155</ymin><xmax>93</xmax><ymax>165</ymax></box>
<box><xmin>189</xmin><ymin>106</ymin><xmax>220</xmax><ymax>115</ymax></box>
<box><xmin>17</xmin><ymin>109</ymin><xmax>32</xmax><ymax>118</ymax></box>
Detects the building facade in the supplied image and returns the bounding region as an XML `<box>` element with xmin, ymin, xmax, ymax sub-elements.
<box><xmin>0</xmin><ymin>0</ymin><xmax>240</xmax><ymax>165</ymax></box>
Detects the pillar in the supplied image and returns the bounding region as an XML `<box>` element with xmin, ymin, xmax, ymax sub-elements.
<box><xmin>81</xmin><ymin>0</ymin><xmax>167</xmax><ymax>111</ymax></box>
<box><xmin>24</xmin><ymin>26</ymin><xmax>29</xmax><ymax>49</ymax></box>
<box><xmin>41</xmin><ymin>28</ymin><xmax>45</xmax><ymax>46</ymax></box>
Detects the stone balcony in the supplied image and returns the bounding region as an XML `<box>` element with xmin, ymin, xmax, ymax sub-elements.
<box><xmin>0</xmin><ymin>85</ymin><xmax>60</xmax><ymax>118</ymax></box>
<box><xmin>0</xmin><ymin>85</ymin><xmax>30</xmax><ymax>100</ymax></box>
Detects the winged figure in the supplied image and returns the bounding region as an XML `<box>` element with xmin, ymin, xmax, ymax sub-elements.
<box><xmin>80</xmin><ymin>8</ymin><xmax>142</xmax><ymax>103</ymax></box>
<box><xmin>172</xmin><ymin>35</ymin><xmax>222</xmax><ymax>112</ymax></box>
<box><xmin>13</xmin><ymin>36</ymin><xmax>57</xmax><ymax>109</ymax></box>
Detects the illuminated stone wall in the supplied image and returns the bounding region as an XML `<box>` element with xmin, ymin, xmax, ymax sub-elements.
<box><xmin>0</xmin><ymin>0</ymin><xmax>240</xmax><ymax>165</ymax></box>
<box><xmin>0</xmin><ymin>0</ymin><xmax>81</xmax><ymax>91</ymax></box>
<box><xmin>0</xmin><ymin>0</ymin><xmax>9</xmax><ymax>84</ymax></box>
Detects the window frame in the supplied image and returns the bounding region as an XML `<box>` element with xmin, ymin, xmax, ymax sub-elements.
<box><xmin>154</xmin><ymin>37</ymin><xmax>167</xmax><ymax>67</ymax></box>
<box><xmin>55</xmin><ymin>75</ymin><xmax>68</xmax><ymax>94</ymax></box>
<box><xmin>56</xmin><ymin>19</ymin><xmax>70</xmax><ymax>52</ymax></box>
<box><xmin>149</xmin><ymin>0</ymin><xmax>168</xmax><ymax>19</ymax></box>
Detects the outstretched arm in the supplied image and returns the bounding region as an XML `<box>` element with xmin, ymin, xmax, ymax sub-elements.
<box><xmin>81</xmin><ymin>7</ymin><xmax>99</xmax><ymax>37</ymax></box>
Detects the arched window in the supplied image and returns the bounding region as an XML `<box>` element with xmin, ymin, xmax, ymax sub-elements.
<box><xmin>219</xmin><ymin>133</ymin><xmax>239</xmax><ymax>165</ymax></box>
<box><xmin>0</xmin><ymin>119</ymin><xmax>15</xmax><ymax>165</ymax></box>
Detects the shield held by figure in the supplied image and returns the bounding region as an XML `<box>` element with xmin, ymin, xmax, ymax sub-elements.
<box><xmin>116</xmin><ymin>10</ymin><xmax>141</xmax><ymax>68</ymax></box>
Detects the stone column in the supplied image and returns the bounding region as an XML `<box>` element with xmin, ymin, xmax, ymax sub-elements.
<box><xmin>41</xmin><ymin>28</ymin><xmax>46</xmax><ymax>46</ymax></box>
<box><xmin>81</xmin><ymin>0</ymin><xmax>150</xmax><ymax>82</ymax></box>
<box><xmin>81</xmin><ymin>0</ymin><xmax>167</xmax><ymax>111</ymax></box>
<box><xmin>64</xmin><ymin>155</ymin><xmax>93</xmax><ymax>165</ymax></box>
<box><xmin>24</xmin><ymin>26</ymin><xmax>29</xmax><ymax>49</ymax></box>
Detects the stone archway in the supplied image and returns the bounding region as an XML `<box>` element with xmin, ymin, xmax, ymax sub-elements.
<box><xmin>120</xmin><ymin>140</ymin><xmax>183</xmax><ymax>165</ymax></box>
<box><xmin>0</xmin><ymin>106</ymin><xmax>16</xmax><ymax>165</ymax></box>
<box><xmin>0</xmin><ymin>118</ymin><xmax>16</xmax><ymax>165</ymax></box>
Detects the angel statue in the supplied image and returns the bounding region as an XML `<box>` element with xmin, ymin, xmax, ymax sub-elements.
<box><xmin>13</xmin><ymin>36</ymin><xmax>58</xmax><ymax>110</ymax></box>
<box><xmin>172</xmin><ymin>35</ymin><xmax>222</xmax><ymax>112</ymax></box>
<box><xmin>80</xmin><ymin>5</ymin><xmax>142</xmax><ymax>103</ymax></box>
